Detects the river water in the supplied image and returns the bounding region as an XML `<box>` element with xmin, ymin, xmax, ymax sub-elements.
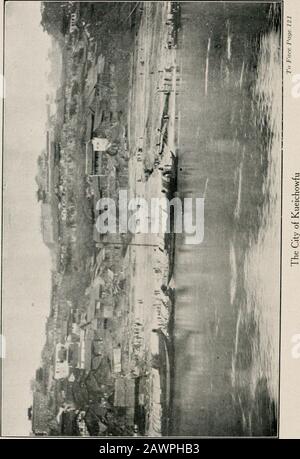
<box><xmin>171</xmin><ymin>2</ymin><xmax>281</xmax><ymax>436</ymax></box>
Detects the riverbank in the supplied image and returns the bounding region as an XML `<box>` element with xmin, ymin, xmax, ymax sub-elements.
<box><xmin>126</xmin><ymin>1</ymin><xmax>180</xmax><ymax>436</ymax></box>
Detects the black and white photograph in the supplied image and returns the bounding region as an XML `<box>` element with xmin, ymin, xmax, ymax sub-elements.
<box><xmin>1</xmin><ymin>0</ymin><xmax>283</xmax><ymax>438</ymax></box>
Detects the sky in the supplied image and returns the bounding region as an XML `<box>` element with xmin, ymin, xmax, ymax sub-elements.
<box><xmin>2</xmin><ymin>1</ymin><xmax>53</xmax><ymax>436</ymax></box>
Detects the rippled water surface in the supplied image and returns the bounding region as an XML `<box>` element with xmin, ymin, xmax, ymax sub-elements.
<box><xmin>171</xmin><ymin>2</ymin><xmax>281</xmax><ymax>436</ymax></box>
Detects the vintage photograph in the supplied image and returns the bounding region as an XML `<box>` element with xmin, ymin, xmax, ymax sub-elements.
<box><xmin>2</xmin><ymin>1</ymin><xmax>282</xmax><ymax>437</ymax></box>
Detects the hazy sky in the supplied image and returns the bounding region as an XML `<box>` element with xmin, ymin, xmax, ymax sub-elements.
<box><xmin>3</xmin><ymin>1</ymin><xmax>52</xmax><ymax>436</ymax></box>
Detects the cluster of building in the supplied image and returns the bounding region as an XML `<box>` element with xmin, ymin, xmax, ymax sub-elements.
<box><xmin>31</xmin><ymin>3</ymin><xmax>142</xmax><ymax>436</ymax></box>
<box><xmin>31</xmin><ymin>0</ymin><xmax>184</xmax><ymax>436</ymax></box>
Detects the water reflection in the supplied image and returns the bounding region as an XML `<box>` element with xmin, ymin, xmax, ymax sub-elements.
<box><xmin>172</xmin><ymin>2</ymin><xmax>281</xmax><ymax>436</ymax></box>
